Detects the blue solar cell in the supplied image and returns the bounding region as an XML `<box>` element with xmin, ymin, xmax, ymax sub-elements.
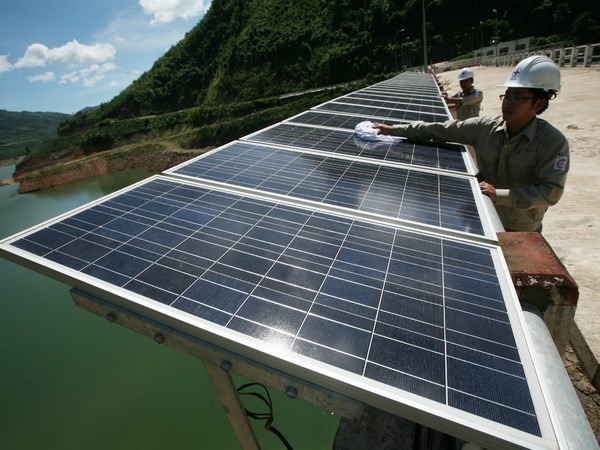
<box><xmin>20</xmin><ymin>227</ymin><xmax>73</xmax><ymax>250</ymax></box>
<box><xmin>173</xmin><ymin>297</ymin><xmax>231</xmax><ymax>325</ymax></box>
<box><xmin>447</xmin><ymin>389</ymin><xmax>541</xmax><ymax>435</ymax></box>
<box><xmin>293</xmin><ymin>339</ymin><xmax>366</xmax><ymax>374</ymax></box>
<box><xmin>368</xmin><ymin>334</ymin><xmax>446</xmax><ymax>384</ymax></box>
<box><xmin>238</xmin><ymin>296</ymin><xmax>305</xmax><ymax>334</ymax></box>
<box><xmin>11</xmin><ymin>238</ymin><xmax>51</xmax><ymax>256</ymax></box>
<box><xmin>228</xmin><ymin>315</ymin><xmax>296</xmax><ymax>346</ymax></box>
<box><xmin>126</xmin><ymin>279</ymin><xmax>180</xmax><ymax>305</ymax></box>
<box><xmin>364</xmin><ymin>363</ymin><xmax>446</xmax><ymax>403</ymax></box>
<box><xmin>45</xmin><ymin>251</ymin><xmax>89</xmax><ymax>270</ymax></box>
<box><xmin>81</xmin><ymin>264</ymin><xmax>131</xmax><ymax>287</ymax></box>
<box><xmin>96</xmin><ymin>250</ymin><xmax>152</xmax><ymax>278</ymax></box>
<box><xmin>447</xmin><ymin>343</ymin><xmax>525</xmax><ymax>378</ymax></box>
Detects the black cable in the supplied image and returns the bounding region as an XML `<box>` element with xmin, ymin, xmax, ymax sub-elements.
<box><xmin>237</xmin><ymin>382</ymin><xmax>293</xmax><ymax>450</ymax></box>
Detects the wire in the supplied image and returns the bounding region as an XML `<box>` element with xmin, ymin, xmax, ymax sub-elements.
<box><xmin>237</xmin><ymin>382</ymin><xmax>293</xmax><ymax>450</ymax></box>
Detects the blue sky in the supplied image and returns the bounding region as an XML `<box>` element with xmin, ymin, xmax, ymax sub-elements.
<box><xmin>0</xmin><ymin>0</ymin><xmax>212</xmax><ymax>114</ymax></box>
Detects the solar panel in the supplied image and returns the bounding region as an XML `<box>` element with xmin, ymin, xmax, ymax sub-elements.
<box><xmin>286</xmin><ymin>111</ymin><xmax>403</xmax><ymax>131</ymax></box>
<box><xmin>340</xmin><ymin>93</ymin><xmax>448</xmax><ymax>115</ymax></box>
<box><xmin>0</xmin><ymin>72</ymin><xmax>565</xmax><ymax>448</ymax></box>
<box><xmin>366</xmin><ymin>84</ymin><xmax>441</xmax><ymax>97</ymax></box>
<box><xmin>312</xmin><ymin>73</ymin><xmax>450</xmax><ymax>124</ymax></box>
<box><xmin>314</xmin><ymin>101</ymin><xmax>445</xmax><ymax>123</ymax></box>
<box><xmin>331</xmin><ymin>98</ymin><xmax>447</xmax><ymax>117</ymax></box>
<box><xmin>166</xmin><ymin>141</ymin><xmax>491</xmax><ymax>239</ymax></box>
<box><xmin>242</xmin><ymin>123</ymin><xmax>472</xmax><ymax>174</ymax></box>
<box><xmin>0</xmin><ymin>175</ymin><xmax>556</xmax><ymax>447</ymax></box>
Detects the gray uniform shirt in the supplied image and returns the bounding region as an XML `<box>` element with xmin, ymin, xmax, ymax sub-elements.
<box><xmin>452</xmin><ymin>86</ymin><xmax>483</xmax><ymax>120</ymax></box>
<box><xmin>391</xmin><ymin>116</ymin><xmax>569</xmax><ymax>231</ymax></box>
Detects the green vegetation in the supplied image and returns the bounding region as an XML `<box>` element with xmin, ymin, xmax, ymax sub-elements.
<box><xmin>11</xmin><ymin>0</ymin><xmax>600</xmax><ymax>175</ymax></box>
<box><xmin>60</xmin><ymin>0</ymin><xmax>598</xmax><ymax>133</ymax></box>
<box><xmin>0</xmin><ymin>110</ymin><xmax>71</xmax><ymax>160</ymax></box>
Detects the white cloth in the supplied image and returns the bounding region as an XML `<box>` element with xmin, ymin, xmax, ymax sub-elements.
<box><xmin>354</xmin><ymin>120</ymin><xmax>401</xmax><ymax>143</ymax></box>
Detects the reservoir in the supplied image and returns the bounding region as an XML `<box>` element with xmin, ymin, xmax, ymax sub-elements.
<box><xmin>0</xmin><ymin>165</ymin><xmax>339</xmax><ymax>449</ymax></box>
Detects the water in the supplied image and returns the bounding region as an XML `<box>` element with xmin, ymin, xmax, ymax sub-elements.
<box><xmin>0</xmin><ymin>167</ymin><xmax>339</xmax><ymax>449</ymax></box>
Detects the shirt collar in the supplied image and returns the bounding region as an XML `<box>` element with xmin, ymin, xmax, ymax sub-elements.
<box><xmin>520</xmin><ymin>117</ymin><xmax>539</xmax><ymax>142</ymax></box>
<box><xmin>494</xmin><ymin>116</ymin><xmax>539</xmax><ymax>141</ymax></box>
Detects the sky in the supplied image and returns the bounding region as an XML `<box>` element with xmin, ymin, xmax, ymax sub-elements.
<box><xmin>0</xmin><ymin>0</ymin><xmax>213</xmax><ymax>114</ymax></box>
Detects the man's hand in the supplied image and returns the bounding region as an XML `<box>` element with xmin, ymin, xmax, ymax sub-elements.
<box><xmin>372</xmin><ymin>123</ymin><xmax>395</xmax><ymax>136</ymax></box>
<box><xmin>479</xmin><ymin>181</ymin><xmax>497</xmax><ymax>203</ymax></box>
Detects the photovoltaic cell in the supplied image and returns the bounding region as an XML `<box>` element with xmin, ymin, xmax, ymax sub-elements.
<box><xmin>315</xmin><ymin>102</ymin><xmax>443</xmax><ymax>123</ymax></box>
<box><xmin>242</xmin><ymin>123</ymin><xmax>469</xmax><ymax>174</ymax></box>
<box><xmin>286</xmin><ymin>111</ymin><xmax>403</xmax><ymax>130</ymax></box>
<box><xmin>2</xmin><ymin>176</ymin><xmax>542</xmax><ymax>438</ymax></box>
<box><xmin>168</xmin><ymin>142</ymin><xmax>485</xmax><ymax>237</ymax></box>
<box><xmin>335</xmin><ymin>94</ymin><xmax>448</xmax><ymax>116</ymax></box>
<box><xmin>346</xmin><ymin>91</ymin><xmax>446</xmax><ymax>107</ymax></box>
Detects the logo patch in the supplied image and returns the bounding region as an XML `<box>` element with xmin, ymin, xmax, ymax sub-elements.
<box><xmin>553</xmin><ymin>153</ymin><xmax>568</xmax><ymax>172</ymax></box>
<box><xmin>510</xmin><ymin>68</ymin><xmax>522</xmax><ymax>81</ymax></box>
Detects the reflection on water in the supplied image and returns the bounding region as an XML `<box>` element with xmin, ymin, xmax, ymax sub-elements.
<box><xmin>0</xmin><ymin>167</ymin><xmax>338</xmax><ymax>450</ymax></box>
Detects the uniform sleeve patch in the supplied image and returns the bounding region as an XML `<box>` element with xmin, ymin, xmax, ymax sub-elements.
<box><xmin>553</xmin><ymin>153</ymin><xmax>568</xmax><ymax>172</ymax></box>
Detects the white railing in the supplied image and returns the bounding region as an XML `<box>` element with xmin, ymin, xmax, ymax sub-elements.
<box><xmin>432</xmin><ymin>43</ymin><xmax>600</xmax><ymax>72</ymax></box>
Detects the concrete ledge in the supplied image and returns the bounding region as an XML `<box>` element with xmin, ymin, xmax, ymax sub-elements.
<box><xmin>570</xmin><ymin>323</ymin><xmax>600</xmax><ymax>391</ymax></box>
<box><xmin>498</xmin><ymin>232</ymin><xmax>579</xmax><ymax>356</ymax></box>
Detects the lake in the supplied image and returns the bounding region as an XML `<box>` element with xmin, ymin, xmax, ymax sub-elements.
<box><xmin>0</xmin><ymin>166</ymin><xmax>339</xmax><ymax>449</ymax></box>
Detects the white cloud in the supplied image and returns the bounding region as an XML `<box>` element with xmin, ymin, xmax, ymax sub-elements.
<box><xmin>59</xmin><ymin>62</ymin><xmax>117</xmax><ymax>87</ymax></box>
<box><xmin>0</xmin><ymin>54</ymin><xmax>13</xmax><ymax>73</ymax></box>
<box><xmin>139</xmin><ymin>0</ymin><xmax>210</xmax><ymax>24</ymax></box>
<box><xmin>94</xmin><ymin>10</ymin><xmax>188</xmax><ymax>54</ymax></box>
<box><xmin>13</xmin><ymin>40</ymin><xmax>116</xmax><ymax>70</ymax></box>
<box><xmin>27</xmin><ymin>71</ymin><xmax>56</xmax><ymax>83</ymax></box>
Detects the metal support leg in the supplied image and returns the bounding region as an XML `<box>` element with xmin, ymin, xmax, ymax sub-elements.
<box><xmin>204</xmin><ymin>361</ymin><xmax>260</xmax><ymax>450</ymax></box>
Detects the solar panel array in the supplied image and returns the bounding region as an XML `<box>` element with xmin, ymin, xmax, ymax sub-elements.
<box><xmin>0</xmin><ymin>72</ymin><xmax>561</xmax><ymax>448</ymax></box>
<box><xmin>167</xmin><ymin>141</ymin><xmax>487</xmax><ymax>238</ymax></box>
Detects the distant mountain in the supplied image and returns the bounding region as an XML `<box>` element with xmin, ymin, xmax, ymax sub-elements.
<box><xmin>0</xmin><ymin>110</ymin><xmax>71</xmax><ymax>161</ymax></box>
<box><xmin>77</xmin><ymin>106</ymin><xmax>98</xmax><ymax>113</ymax></box>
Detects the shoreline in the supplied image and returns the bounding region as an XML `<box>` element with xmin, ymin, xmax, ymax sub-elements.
<box><xmin>0</xmin><ymin>157</ymin><xmax>23</xmax><ymax>168</ymax></box>
<box><xmin>6</xmin><ymin>147</ymin><xmax>203</xmax><ymax>193</ymax></box>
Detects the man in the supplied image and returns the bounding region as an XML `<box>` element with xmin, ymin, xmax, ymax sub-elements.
<box><xmin>443</xmin><ymin>67</ymin><xmax>483</xmax><ymax>120</ymax></box>
<box><xmin>374</xmin><ymin>55</ymin><xmax>568</xmax><ymax>232</ymax></box>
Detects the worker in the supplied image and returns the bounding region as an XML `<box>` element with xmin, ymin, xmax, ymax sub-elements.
<box><xmin>442</xmin><ymin>67</ymin><xmax>483</xmax><ymax>120</ymax></box>
<box><xmin>373</xmin><ymin>55</ymin><xmax>568</xmax><ymax>232</ymax></box>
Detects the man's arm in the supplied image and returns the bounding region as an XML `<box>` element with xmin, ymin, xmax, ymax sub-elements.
<box><xmin>372</xmin><ymin>117</ymin><xmax>488</xmax><ymax>145</ymax></box>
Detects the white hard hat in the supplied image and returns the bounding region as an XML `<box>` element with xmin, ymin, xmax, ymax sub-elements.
<box><xmin>458</xmin><ymin>68</ymin><xmax>474</xmax><ymax>80</ymax></box>
<box><xmin>500</xmin><ymin>55</ymin><xmax>561</xmax><ymax>91</ymax></box>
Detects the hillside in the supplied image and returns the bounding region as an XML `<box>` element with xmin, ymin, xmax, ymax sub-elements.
<box><xmin>58</xmin><ymin>0</ymin><xmax>599</xmax><ymax>133</ymax></box>
<box><xmin>11</xmin><ymin>0</ymin><xmax>599</xmax><ymax>190</ymax></box>
<box><xmin>0</xmin><ymin>110</ymin><xmax>71</xmax><ymax>162</ymax></box>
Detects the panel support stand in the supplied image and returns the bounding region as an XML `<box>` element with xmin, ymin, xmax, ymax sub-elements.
<box><xmin>203</xmin><ymin>361</ymin><xmax>259</xmax><ymax>450</ymax></box>
<box><xmin>69</xmin><ymin>288</ymin><xmax>362</xmax><ymax>449</ymax></box>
